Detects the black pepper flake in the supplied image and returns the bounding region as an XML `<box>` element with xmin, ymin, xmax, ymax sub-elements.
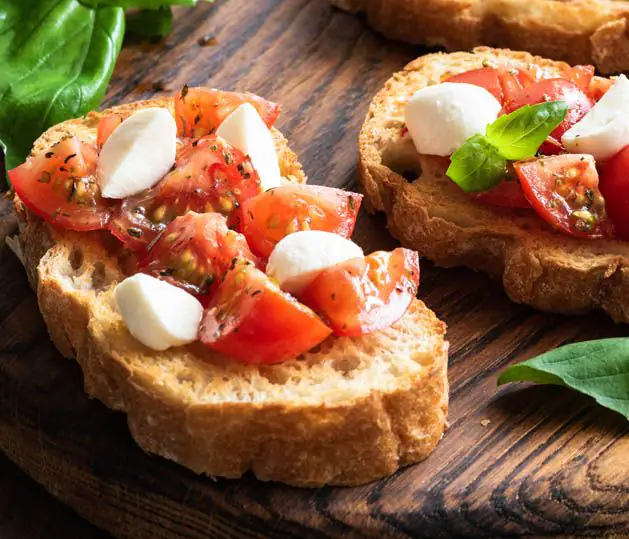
<box><xmin>64</xmin><ymin>153</ymin><xmax>77</xmax><ymax>164</ymax></box>
<box><xmin>229</xmin><ymin>257</ymin><xmax>238</xmax><ymax>270</ymax></box>
<box><xmin>59</xmin><ymin>166</ymin><xmax>67</xmax><ymax>172</ymax></box>
<box><xmin>45</xmin><ymin>151</ymin><xmax>54</xmax><ymax>159</ymax></box>
<box><xmin>194</xmin><ymin>113</ymin><xmax>201</xmax><ymax>125</ymax></box>
<box><xmin>192</xmin><ymin>139</ymin><xmax>199</xmax><ymax>147</ymax></box>
<box><xmin>247</xmin><ymin>209</ymin><xmax>254</xmax><ymax>220</ymax></box>
<box><xmin>223</xmin><ymin>152</ymin><xmax>232</xmax><ymax>165</ymax></box>
<box><xmin>197</xmin><ymin>34</ymin><xmax>218</xmax><ymax>47</ymax></box>
<box><xmin>251</xmin><ymin>290</ymin><xmax>262</xmax><ymax>297</ymax></box>
<box><xmin>348</xmin><ymin>196</ymin><xmax>355</xmax><ymax>211</ymax></box>
<box><xmin>243</xmin><ymin>172</ymin><xmax>251</xmax><ymax>179</ymax></box>
<box><xmin>237</xmin><ymin>163</ymin><xmax>245</xmax><ymax>175</ymax></box>
<box><xmin>210</xmin><ymin>144</ymin><xmax>218</xmax><ymax>152</ymax></box>
<box><xmin>181</xmin><ymin>84</ymin><xmax>189</xmax><ymax>99</ymax></box>
<box><xmin>68</xmin><ymin>181</ymin><xmax>76</xmax><ymax>201</ymax></box>
<box><xmin>127</xmin><ymin>227</ymin><xmax>143</xmax><ymax>238</ymax></box>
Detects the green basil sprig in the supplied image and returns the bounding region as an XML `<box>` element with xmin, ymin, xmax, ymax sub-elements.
<box><xmin>498</xmin><ymin>338</ymin><xmax>629</xmax><ymax>420</ymax></box>
<box><xmin>446</xmin><ymin>101</ymin><xmax>568</xmax><ymax>193</ymax></box>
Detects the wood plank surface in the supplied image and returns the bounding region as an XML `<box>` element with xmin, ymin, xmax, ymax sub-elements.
<box><xmin>1</xmin><ymin>0</ymin><xmax>629</xmax><ymax>537</ymax></box>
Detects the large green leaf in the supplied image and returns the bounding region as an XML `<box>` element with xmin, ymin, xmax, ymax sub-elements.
<box><xmin>498</xmin><ymin>338</ymin><xmax>629</xmax><ymax>420</ymax></box>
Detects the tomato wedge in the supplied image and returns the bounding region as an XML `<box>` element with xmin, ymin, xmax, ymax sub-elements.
<box><xmin>96</xmin><ymin>113</ymin><xmax>124</xmax><ymax>149</ymax></box>
<box><xmin>561</xmin><ymin>65</ymin><xmax>594</xmax><ymax>94</ymax></box>
<box><xmin>109</xmin><ymin>135</ymin><xmax>262</xmax><ymax>251</ymax></box>
<box><xmin>506</xmin><ymin>79</ymin><xmax>593</xmax><ymax>154</ymax></box>
<box><xmin>600</xmin><ymin>145</ymin><xmax>629</xmax><ymax>240</ymax></box>
<box><xmin>240</xmin><ymin>185</ymin><xmax>362</xmax><ymax>259</ymax></box>
<box><xmin>199</xmin><ymin>262</ymin><xmax>332</xmax><ymax>364</ymax></box>
<box><xmin>445</xmin><ymin>67</ymin><xmax>533</xmax><ymax>105</ymax></box>
<box><xmin>174</xmin><ymin>87</ymin><xmax>280</xmax><ymax>138</ymax></box>
<box><xmin>299</xmin><ymin>248</ymin><xmax>420</xmax><ymax>337</ymax></box>
<box><xmin>514</xmin><ymin>154</ymin><xmax>613</xmax><ymax>238</ymax></box>
<box><xmin>140</xmin><ymin>212</ymin><xmax>260</xmax><ymax>298</ymax></box>
<box><xmin>589</xmin><ymin>76</ymin><xmax>614</xmax><ymax>102</ymax></box>
<box><xmin>9</xmin><ymin>137</ymin><xmax>109</xmax><ymax>231</ymax></box>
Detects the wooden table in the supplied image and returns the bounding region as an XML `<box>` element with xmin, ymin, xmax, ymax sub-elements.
<box><xmin>1</xmin><ymin>1</ymin><xmax>628</xmax><ymax>538</ymax></box>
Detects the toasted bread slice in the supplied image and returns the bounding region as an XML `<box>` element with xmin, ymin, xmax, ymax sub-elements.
<box><xmin>331</xmin><ymin>0</ymin><xmax>629</xmax><ymax>74</ymax></box>
<box><xmin>12</xmin><ymin>97</ymin><xmax>449</xmax><ymax>487</ymax></box>
<box><xmin>357</xmin><ymin>47</ymin><xmax>629</xmax><ymax>323</ymax></box>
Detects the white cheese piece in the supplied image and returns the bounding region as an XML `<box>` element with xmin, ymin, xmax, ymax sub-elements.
<box><xmin>216</xmin><ymin>103</ymin><xmax>281</xmax><ymax>191</ymax></box>
<box><xmin>115</xmin><ymin>274</ymin><xmax>203</xmax><ymax>351</ymax></box>
<box><xmin>266</xmin><ymin>230</ymin><xmax>364</xmax><ymax>295</ymax></box>
<box><xmin>562</xmin><ymin>74</ymin><xmax>629</xmax><ymax>161</ymax></box>
<box><xmin>405</xmin><ymin>82</ymin><xmax>502</xmax><ymax>156</ymax></box>
<box><xmin>98</xmin><ymin>108</ymin><xmax>177</xmax><ymax>199</ymax></box>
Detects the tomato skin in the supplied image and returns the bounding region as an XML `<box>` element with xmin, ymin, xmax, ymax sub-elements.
<box><xmin>445</xmin><ymin>67</ymin><xmax>532</xmax><ymax>105</ymax></box>
<box><xmin>299</xmin><ymin>248</ymin><xmax>420</xmax><ymax>337</ymax></box>
<box><xmin>562</xmin><ymin>65</ymin><xmax>594</xmax><ymax>94</ymax></box>
<box><xmin>588</xmin><ymin>76</ymin><xmax>614</xmax><ymax>102</ymax></box>
<box><xmin>600</xmin><ymin>146</ymin><xmax>629</xmax><ymax>240</ymax></box>
<box><xmin>475</xmin><ymin>180</ymin><xmax>530</xmax><ymax>209</ymax></box>
<box><xmin>174</xmin><ymin>87</ymin><xmax>280</xmax><ymax>138</ymax></box>
<box><xmin>9</xmin><ymin>137</ymin><xmax>110</xmax><ymax>231</ymax></box>
<box><xmin>96</xmin><ymin>114</ymin><xmax>124</xmax><ymax>149</ymax></box>
<box><xmin>140</xmin><ymin>212</ymin><xmax>260</xmax><ymax>298</ymax></box>
<box><xmin>109</xmin><ymin>135</ymin><xmax>262</xmax><ymax>251</ymax></box>
<box><xmin>199</xmin><ymin>263</ymin><xmax>332</xmax><ymax>364</ymax></box>
<box><xmin>506</xmin><ymin>79</ymin><xmax>593</xmax><ymax>154</ymax></box>
<box><xmin>240</xmin><ymin>185</ymin><xmax>362</xmax><ymax>259</ymax></box>
<box><xmin>514</xmin><ymin>154</ymin><xmax>613</xmax><ymax>239</ymax></box>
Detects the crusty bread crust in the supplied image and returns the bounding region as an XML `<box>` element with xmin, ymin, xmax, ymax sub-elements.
<box><xmin>13</xmin><ymin>97</ymin><xmax>449</xmax><ymax>486</ymax></box>
<box><xmin>330</xmin><ymin>0</ymin><xmax>629</xmax><ymax>74</ymax></box>
<box><xmin>358</xmin><ymin>47</ymin><xmax>629</xmax><ymax>323</ymax></box>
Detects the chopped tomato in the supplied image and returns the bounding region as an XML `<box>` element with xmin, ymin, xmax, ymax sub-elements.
<box><xmin>109</xmin><ymin>135</ymin><xmax>262</xmax><ymax>251</ymax></box>
<box><xmin>96</xmin><ymin>114</ymin><xmax>124</xmax><ymax>149</ymax></box>
<box><xmin>475</xmin><ymin>180</ymin><xmax>530</xmax><ymax>209</ymax></box>
<box><xmin>174</xmin><ymin>87</ymin><xmax>280</xmax><ymax>138</ymax></box>
<box><xmin>514</xmin><ymin>154</ymin><xmax>613</xmax><ymax>239</ymax></box>
<box><xmin>561</xmin><ymin>65</ymin><xmax>594</xmax><ymax>94</ymax></box>
<box><xmin>199</xmin><ymin>262</ymin><xmax>332</xmax><ymax>364</ymax></box>
<box><xmin>445</xmin><ymin>67</ymin><xmax>533</xmax><ymax>105</ymax></box>
<box><xmin>589</xmin><ymin>76</ymin><xmax>614</xmax><ymax>102</ymax></box>
<box><xmin>600</xmin><ymin>145</ymin><xmax>629</xmax><ymax>240</ymax></box>
<box><xmin>299</xmin><ymin>248</ymin><xmax>419</xmax><ymax>337</ymax></box>
<box><xmin>240</xmin><ymin>185</ymin><xmax>362</xmax><ymax>259</ymax></box>
<box><xmin>506</xmin><ymin>79</ymin><xmax>594</xmax><ymax>154</ymax></box>
<box><xmin>140</xmin><ymin>212</ymin><xmax>260</xmax><ymax>298</ymax></box>
<box><xmin>9</xmin><ymin>137</ymin><xmax>109</xmax><ymax>231</ymax></box>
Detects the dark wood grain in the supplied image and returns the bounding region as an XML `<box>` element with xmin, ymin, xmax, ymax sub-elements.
<box><xmin>1</xmin><ymin>1</ymin><xmax>629</xmax><ymax>538</ymax></box>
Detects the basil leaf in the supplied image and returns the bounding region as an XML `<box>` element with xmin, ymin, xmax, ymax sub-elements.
<box><xmin>127</xmin><ymin>7</ymin><xmax>173</xmax><ymax>38</ymax></box>
<box><xmin>498</xmin><ymin>338</ymin><xmax>629</xmax><ymax>420</ymax></box>
<box><xmin>486</xmin><ymin>101</ymin><xmax>568</xmax><ymax>161</ymax></box>
<box><xmin>0</xmin><ymin>0</ymin><xmax>125</xmax><ymax>175</ymax></box>
<box><xmin>446</xmin><ymin>135</ymin><xmax>506</xmax><ymax>193</ymax></box>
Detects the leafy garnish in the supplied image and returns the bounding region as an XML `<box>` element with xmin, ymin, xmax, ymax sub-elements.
<box><xmin>486</xmin><ymin>102</ymin><xmax>568</xmax><ymax>160</ymax></box>
<box><xmin>498</xmin><ymin>338</ymin><xmax>629</xmax><ymax>420</ymax></box>
<box><xmin>446</xmin><ymin>101</ymin><xmax>568</xmax><ymax>193</ymax></box>
<box><xmin>446</xmin><ymin>135</ymin><xmax>506</xmax><ymax>192</ymax></box>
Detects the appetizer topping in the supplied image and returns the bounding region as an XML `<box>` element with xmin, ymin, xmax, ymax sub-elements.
<box><xmin>96</xmin><ymin>113</ymin><xmax>124</xmax><ymax>149</ymax></box>
<box><xmin>300</xmin><ymin>248</ymin><xmax>420</xmax><ymax>337</ymax></box>
<box><xmin>240</xmin><ymin>184</ymin><xmax>362</xmax><ymax>258</ymax></box>
<box><xmin>199</xmin><ymin>263</ymin><xmax>332</xmax><ymax>364</ymax></box>
<box><xmin>140</xmin><ymin>212</ymin><xmax>260</xmax><ymax>298</ymax></box>
<box><xmin>514</xmin><ymin>154</ymin><xmax>611</xmax><ymax>238</ymax></box>
<box><xmin>174</xmin><ymin>87</ymin><xmax>280</xmax><ymax>138</ymax></box>
<box><xmin>98</xmin><ymin>108</ymin><xmax>177</xmax><ymax>199</ymax></box>
<box><xmin>9</xmin><ymin>137</ymin><xmax>109</xmax><ymax>231</ymax></box>
<box><xmin>266</xmin><ymin>230</ymin><xmax>364</xmax><ymax>294</ymax></box>
<box><xmin>109</xmin><ymin>135</ymin><xmax>261</xmax><ymax>251</ymax></box>
<box><xmin>405</xmin><ymin>82</ymin><xmax>501</xmax><ymax>156</ymax></box>
<box><xmin>445</xmin><ymin>66</ymin><xmax>533</xmax><ymax>106</ymax></box>
<box><xmin>597</xmin><ymin>146</ymin><xmax>629</xmax><ymax>240</ymax></box>
<box><xmin>115</xmin><ymin>273</ymin><xmax>203</xmax><ymax>351</ymax></box>
<box><xmin>562</xmin><ymin>74</ymin><xmax>629</xmax><ymax>161</ymax></box>
<box><xmin>216</xmin><ymin>103</ymin><xmax>281</xmax><ymax>191</ymax></box>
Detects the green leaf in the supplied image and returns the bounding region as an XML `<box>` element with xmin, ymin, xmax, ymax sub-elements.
<box><xmin>126</xmin><ymin>7</ymin><xmax>173</xmax><ymax>38</ymax></box>
<box><xmin>498</xmin><ymin>338</ymin><xmax>629</xmax><ymax>420</ymax></box>
<box><xmin>446</xmin><ymin>134</ymin><xmax>507</xmax><ymax>193</ymax></box>
<box><xmin>486</xmin><ymin>101</ymin><xmax>568</xmax><ymax>161</ymax></box>
<box><xmin>0</xmin><ymin>0</ymin><xmax>125</xmax><ymax>181</ymax></box>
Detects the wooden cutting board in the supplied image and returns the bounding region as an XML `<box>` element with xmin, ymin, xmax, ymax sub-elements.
<box><xmin>1</xmin><ymin>1</ymin><xmax>629</xmax><ymax>537</ymax></box>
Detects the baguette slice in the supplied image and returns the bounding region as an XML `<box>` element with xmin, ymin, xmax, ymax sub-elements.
<box><xmin>357</xmin><ymin>47</ymin><xmax>629</xmax><ymax>324</ymax></box>
<box><xmin>12</xmin><ymin>97</ymin><xmax>449</xmax><ymax>487</ymax></box>
<box><xmin>331</xmin><ymin>0</ymin><xmax>629</xmax><ymax>74</ymax></box>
